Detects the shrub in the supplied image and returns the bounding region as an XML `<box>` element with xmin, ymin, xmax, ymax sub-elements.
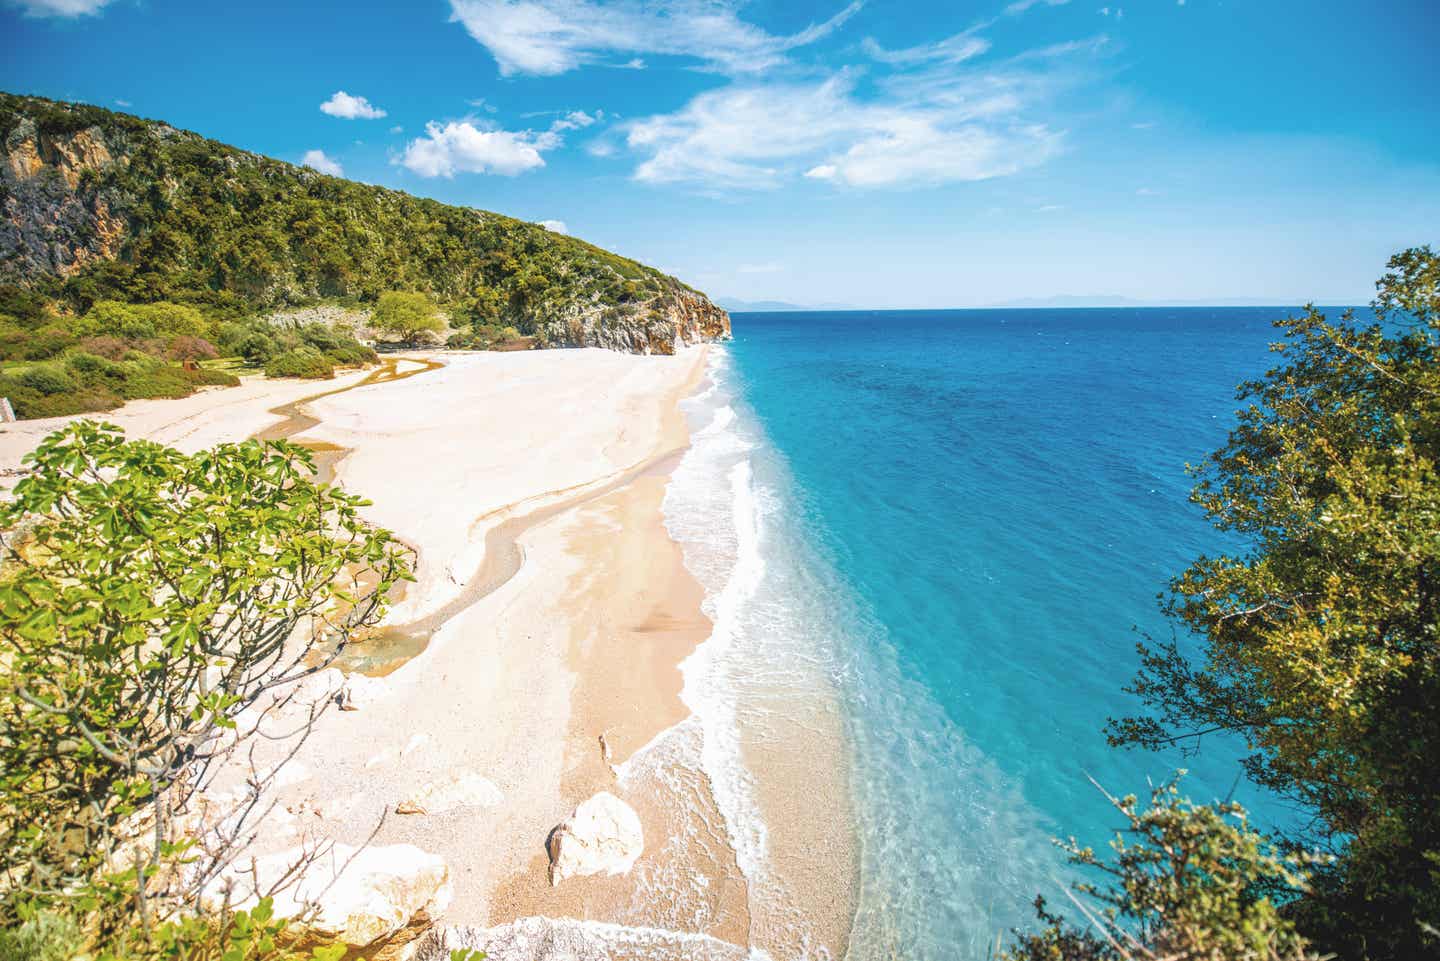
<box><xmin>77</xmin><ymin>335</ymin><xmax>129</xmax><ymax>360</ymax></box>
<box><xmin>180</xmin><ymin>366</ymin><xmax>240</xmax><ymax>387</ymax></box>
<box><xmin>65</xmin><ymin>351</ymin><xmax>126</xmax><ymax>382</ymax></box>
<box><xmin>0</xmin><ymin>909</ymin><xmax>83</xmax><ymax>961</ymax></box>
<box><xmin>116</xmin><ymin>366</ymin><xmax>192</xmax><ymax>400</ymax></box>
<box><xmin>1001</xmin><ymin>778</ymin><xmax>1321</xmax><ymax>961</ymax></box>
<box><xmin>265</xmin><ymin>348</ymin><xmax>334</xmax><ymax>379</ymax></box>
<box><xmin>239</xmin><ymin>332</ymin><xmax>278</xmax><ymax>364</ymax></box>
<box><xmin>21</xmin><ymin>325</ymin><xmax>75</xmax><ymax>361</ymax></box>
<box><xmin>213</xmin><ymin>321</ymin><xmax>250</xmax><ymax>354</ymax></box>
<box><xmin>166</xmin><ymin>334</ymin><xmax>219</xmax><ymax>362</ymax></box>
<box><xmin>18</xmin><ymin>363</ymin><xmax>76</xmax><ymax>395</ymax></box>
<box><xmin>323</xmin><ymin>342</ymin><xmax>376</xmax><ymax>366</ymax></box>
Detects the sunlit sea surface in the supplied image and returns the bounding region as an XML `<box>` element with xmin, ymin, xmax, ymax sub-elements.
<box><xmin>666</xmin><ymin>306</ymin><xmax>1361</xmax><ymax>960</ymax></box>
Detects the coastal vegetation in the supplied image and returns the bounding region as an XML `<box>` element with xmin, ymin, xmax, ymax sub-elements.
<box><xmin>0</xmin><ymin>92</ymin><xmax>729</xmax><ymax>361</ymax></box>
<box><xmin>0</xmin><ymin>293</ymin><xmax>378</xmax><ymax>416</ymax></box>
<box><xmin>0</xmin><ymin>422</ymin><xmax>410</xmax><ymax>958</ymax></box>
<box><xmin>371</xmin><ymin>292</ymin><xmax>445</xmax><ymax>345</ymax></box>
<box><xmin>1005</xmin><ymin>247</ymin><xmax>1440</xmax><ymax>959</ymax></box>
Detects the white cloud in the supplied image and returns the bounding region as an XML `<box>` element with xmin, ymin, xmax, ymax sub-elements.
<box><xmin>862</xmin><ymin>31</ymin><xmax>989</xmax><ymax>66</ymax></box>
<box><xmin>302</xmin><ymin>150</ymin><xmax>344</xmax><ymax>176</ymax></box>
<box><xmin>397</xmin><ymin>108</ymin><xmax>603</xmax><ymax>178</ymax></box>
<box><xmin>539</xmin><ymin>219</ymin><xmax>569</xmax><ymax>233</ymax></box>
<box><xmin>738</xmin><ymin>262</ymin><xmax>783</xmax><ymax>273</ymax></box>
<box><xmin>115</xmin><ymin>98</ymin><xmax>131</xmax><ymax>107</ymax></box>
<box><xmin>398</xmin><ymin>120</ymin><xmax>557</xmax><ymax>177</ymax></box>
<box><xmin>11</xmin><ymin>0</ymin><xmax>113</xmax><ymax>16</ymax></box>
<box><xmin>389</xmin><ymin>124</ymin><xmax>404</xmax><ymax>134</ymax></box>
<box><xmin>550</xmin><ymin>109</ymin><xmax>603</xmax><ymax>131</ymax></box>
<box><xmin>1036</xmin><ymin>203</ymin><xmax>1064</xmax><ymax>211</ymax></box>
<box><xmin>1005</xmin><ymin>0</ymin><xmax>1069</xmax><ymax>14</ymax></box>
<box><xmin>320</xmin><ymin>91</ymin><xmax>387</xmax><ymax>120</ymax></box>
<box><xmin>625</xmin><ymin>55</ymin><xmax>1069</xmax><ymax>191</ymax></box>
<box><xmin>447</xmin><ymin>0</ymin><xmax>862</xmax><ymax>76</ymax></box>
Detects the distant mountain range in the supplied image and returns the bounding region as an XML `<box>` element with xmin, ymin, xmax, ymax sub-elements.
<box><xmin>989</xmin><ymin>294</ymin><xmax>1358</xmax><ymax>308</ymax></box>
<box><xmin>722</xmin><ymin>294</ymin><xmax>1359</xmax><ymax>313</ymax></box>
<box><xmin>717</xmin><ymin>297</ymin><xmax>853</xmax><ymax>312</ymax></box>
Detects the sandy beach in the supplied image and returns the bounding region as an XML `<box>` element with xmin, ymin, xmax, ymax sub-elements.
<box><xmin>0</xmin><ymin>348</ymin><xmax>856</xmax><ymax>959</ymax></box>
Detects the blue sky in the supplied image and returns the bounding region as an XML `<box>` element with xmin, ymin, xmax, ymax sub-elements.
<box><xmin>3</xmin><ymin>0</ymin><xmax>1437</xmax><ymax>307</ymax></box>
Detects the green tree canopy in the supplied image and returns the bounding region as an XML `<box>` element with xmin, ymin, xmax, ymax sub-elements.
<box><xmin>0</xmin><ymin>422</ymin><xmax>410</xmax><ymax>935</ymax></box>
<box><xmin>371</xmin><ymin>291</ymin><xmax>444</xmax><ymax>343</ymax></box>
<box><xmin>1107</xmin><ymin>247</ymin><xmax>1440</xmax><ymax>957</ymax></box>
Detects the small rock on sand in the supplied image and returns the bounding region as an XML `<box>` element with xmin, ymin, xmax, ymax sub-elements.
<box><xmin>339</xmin><ymin>673</ymin><xmax>390</xmax><ymax>711</ymax></box>
<box><xmin>546</xmin><ymin>791</ymin><xmax>643</xmax><ymax>886</ymax></box>
<box><xmin>206</xmin><ymin>843</ymin><xmax>451</xmax><ymax>947</ymax></box>
<box><xmin>396</xmin><ymin>772</ymin><xmax>504</xmax><ymax>815</ymax></box>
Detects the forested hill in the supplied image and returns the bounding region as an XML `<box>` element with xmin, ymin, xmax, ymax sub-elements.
<box><xmin>0</xmin><ymin>92</ymin><xmax>729</xmax><ymax>354</ymax></box>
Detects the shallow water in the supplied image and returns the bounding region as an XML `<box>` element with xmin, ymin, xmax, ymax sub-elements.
<box><xmin>677</xmin><ymin>307</ymin><xmax>1360</xmax><ymax>960</ymax></box>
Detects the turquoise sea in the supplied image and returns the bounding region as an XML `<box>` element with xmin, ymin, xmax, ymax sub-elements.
<box><xmin>666</xmin><ymin>307</ymin><xmax>1362</xmax><ymax>960</ymax></box>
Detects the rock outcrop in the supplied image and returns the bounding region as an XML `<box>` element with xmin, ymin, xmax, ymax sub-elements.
<box><xmin>537</xmin><ymin>287</ymin><xmax>732</xmax><ymax>355</ymax></box>
<box><xmin>546</xmin><ymin>791</ymin><xmax>644</xmax><ymax>886</ymax></box>
<box><xmin>207</xmin><ymin>843</ymin><xmax>452</xmax><ymax>949</ymax></box>
<box><xmin>2</xmin><ymin>116</ymin><xmax>129</xmax><ymax>280</ymax></box>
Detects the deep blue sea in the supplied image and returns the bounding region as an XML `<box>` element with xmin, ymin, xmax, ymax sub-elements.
<box><xmin>692</xmin><ymin>306</ymin><xmax>1361</xmax><ymax>959</ymax></box>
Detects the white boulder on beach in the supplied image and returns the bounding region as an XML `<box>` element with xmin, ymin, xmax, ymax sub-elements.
<box><xmin>546</xmin><ymin>791</ymin><xmax>644</xmax><ymax>886</ymax></box>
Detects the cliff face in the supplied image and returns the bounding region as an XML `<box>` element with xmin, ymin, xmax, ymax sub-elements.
<box><xmin>540</xmin><ymin>287</ymin><xmax>732</xmax><ymax>354</ymax></box>
<box><xmin>0</xmin><ymin>92</ymin><xmax>730</xmax><ymax>355</ymax></box>
<box><xmin>2</xmin><ymin>118</ymin><xmax>130</xmax><ymax>280</ymax></box>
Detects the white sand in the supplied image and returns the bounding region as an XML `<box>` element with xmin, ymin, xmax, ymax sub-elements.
<box><xmin>0</xmin><ymin>347</ymin><xmax>856</xmax><ymax>956</ymax></box>
<box><xmin>0</xmin><ymin>367</ymin><xmax>376</xmax><ymax>485</ymax></box>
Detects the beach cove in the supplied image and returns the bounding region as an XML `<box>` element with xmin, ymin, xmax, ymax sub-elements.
<box><xmin>0</xmin><ymin>347</ymin><xmax>859</xmax><ymax>960</ymax></box>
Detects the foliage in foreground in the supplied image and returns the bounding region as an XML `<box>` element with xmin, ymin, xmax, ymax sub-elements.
<box><xmin>0</xmin><ymin>422</ymin><xmax>410</xmax><ymax>948</ymax></box>
<box><xmin>1001</xmin><ymin>779</ymin><xmax>1321</xmax><ymax>961</ymax></box>
<box><xmin>1101</xmin><ymin>247</ymin><xmax>1440</xmax><ymax>957</ymax></box>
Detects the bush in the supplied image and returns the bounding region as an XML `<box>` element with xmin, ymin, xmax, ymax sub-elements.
<box><xmin>65</xmin><ymin>351</ymin><xmax>126</xmax><ymax>381</ymax></box>
<box><xmin>180</xmin><ymin>366</ymin><xmax>240</xmax><ymax>388</ymax></box>
<box><xmin>116</xmin><ymin>366</ymin><xmax>192</xmax><ymax>400</ymax></box>
<box><xmin>265</xmin><ymin>348</ymin><xmax>334</xmax><ymax>379</ymax></box>
<box><xmin>1001</xmin><ymin>778</ymin><xmax>1321</xmax><ymax>961</ymax></box>
<box><xmin>77</xmin><ymin>335</ymin><xmax>129</xmax><ymax>360</ymax></box>
<box><xmin>18</xmin><ymin>363</ymin><xmax>76</xmax><ymax>395</ymax></box>
<box><xmin>166</xmin><ymin>334</ymin><xmax>219</xmax><ymax>362</ymax></box>
<box><xmin>0</xmin><ymin>910</ymin><xmax>83</xmax><ymax>961</ymax></box>
<box><xmin>21</xmin><ymin>325</ymin><xmax>75</xmax><ymax>361</ymax></box>
<box><xmin>239</xmin><ymin>332</ymin><xmax>278</xmax><ymax>364</ymax></box>
<box><xmin>213</xmin><ymin>321</ymin><xmax>250</xmax><ymax>354</ymax></box>
<box><xmin>323</xmin><ymin>342</ymin><xmax>376</xmax><ymax>366</ymax></box>
<box><xmin>0</xmin><ymin>376</ymin><xmax>120</xmax><ymax>418</ymax></box>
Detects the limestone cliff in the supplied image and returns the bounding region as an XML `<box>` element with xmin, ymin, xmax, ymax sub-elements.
<box><xmin>0</xmin><ymin>92</ymin><xmax>730</xmax><ymax>355</ymax></box>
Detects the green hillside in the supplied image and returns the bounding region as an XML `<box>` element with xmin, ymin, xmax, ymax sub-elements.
<box><xmin>0</xmin><ymin>91</ymin><xmax>728</xmax><ymax>355</ymax></box>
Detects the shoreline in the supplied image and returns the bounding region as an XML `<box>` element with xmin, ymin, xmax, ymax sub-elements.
<box><xmin>0</xmin><ymin>346</ymin><xmax>861</xmax><ymax>959</ymax></box>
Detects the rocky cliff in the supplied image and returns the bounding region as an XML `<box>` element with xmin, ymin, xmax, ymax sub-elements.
<box><xmin>0</xmin><ymin>92</ymin><xmax>730</xmax><ymax>355</ymax></box>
